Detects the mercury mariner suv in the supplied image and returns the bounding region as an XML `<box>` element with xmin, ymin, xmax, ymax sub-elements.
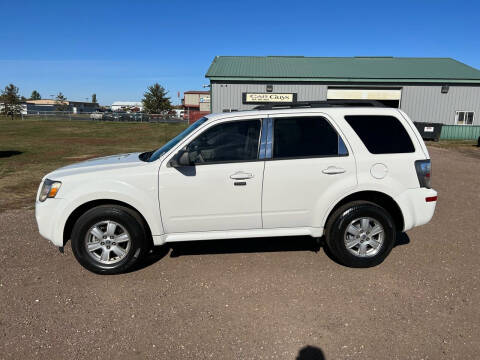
<box><xmin>35</xmin><ymin>101</ymin><xmax>437</xmax><ymax>274</ymax></box>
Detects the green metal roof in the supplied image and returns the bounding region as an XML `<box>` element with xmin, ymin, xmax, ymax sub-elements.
<box><xmin>205</xmin><ymin>56</ymin><xmax>480</xmax><ymax>83</ymax></box>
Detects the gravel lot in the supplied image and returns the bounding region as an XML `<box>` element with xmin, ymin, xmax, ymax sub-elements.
<box><xmin>1</xmin><ymin>146</ymin><xmax>479</xmax><ymax>360</ymax></box>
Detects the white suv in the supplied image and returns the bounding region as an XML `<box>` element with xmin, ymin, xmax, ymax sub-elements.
<box><xmin>35</xmin><ymin>102</ymin><xmax>437</xmax><ymax>274</ymax></box>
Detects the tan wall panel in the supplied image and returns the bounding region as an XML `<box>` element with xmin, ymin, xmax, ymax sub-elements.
<box><xmin>199</xmin><ymin>102</ymin><xmax>210</xmax><ymax>112</ymax></box>
<box><xmin>184</xmin><ymin>93</ymin><xmax>200</xmax><ymax>106</ymax></box>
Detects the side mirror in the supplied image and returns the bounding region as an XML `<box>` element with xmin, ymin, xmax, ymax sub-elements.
<box><xmin>169</xmin><ymin>149</ymin><xmax>193</xmax><ymax>167</ymax></box>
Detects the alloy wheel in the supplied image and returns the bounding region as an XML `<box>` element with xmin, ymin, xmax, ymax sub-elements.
<box><xmin>84</xmin><ymin>220</ymin><xmax>131</xmax><ymax>264</ymax></box>
<box><xmin>344</xmin><ymin>217</ymin><xmax>385</xmax><ymax>257</ymax></box>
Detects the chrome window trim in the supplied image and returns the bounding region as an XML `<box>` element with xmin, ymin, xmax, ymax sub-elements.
<box><xmin>265</xmin><ymin>118</ymin><xmax>273</xmax><ymax>159</ymax></box>
<box><xmin>259</xmin><ymin>118</ymin><xmax>273</xmax><ymax>160</ymax></box>
<box><xmin>258</xmin><ymin>118</ymin><xmax>269</xmax><ymax>160</ymax></box>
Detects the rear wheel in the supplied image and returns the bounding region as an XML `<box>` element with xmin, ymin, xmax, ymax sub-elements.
<box><xmin>71</xmin><ymin>205</ymin><xmax>148</xmax><ymax>274</ymax></box>
<box><xmin>325</xmin><ymin>201</ymin><xmax>396</xmax><ymax>268</ymax></box>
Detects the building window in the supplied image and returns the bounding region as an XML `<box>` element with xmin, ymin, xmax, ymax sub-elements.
<box><xmin>455</xmin><ymin>111</ymin><xmax>474</xmax><ymax>125</ymax></box>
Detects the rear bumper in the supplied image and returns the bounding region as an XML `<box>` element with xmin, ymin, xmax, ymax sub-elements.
<box><xmin>395</xmin><ymin>188</ymin><xmax>437</xmax><ymax>232</ymax></box>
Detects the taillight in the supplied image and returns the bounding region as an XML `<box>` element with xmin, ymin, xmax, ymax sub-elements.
<box><xmin>415</xmin><ymin>159</ymin><xmax>431</xmax><ymax>188</ymax></box>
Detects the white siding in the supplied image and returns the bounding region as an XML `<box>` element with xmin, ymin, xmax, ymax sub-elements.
<box><xmin>212</xmin><ymin>82</ymin><xmax>480</xmax><ymax>125</ymax></box>
<box><xmin>211</xmin><ymin>83</ymin><xmax>327</xmax><ymax>113</ymax></box>
<box><xmin>400</xmin><ymin>85</ymin><xmax>480</xmax><ymax>125</ymax></box>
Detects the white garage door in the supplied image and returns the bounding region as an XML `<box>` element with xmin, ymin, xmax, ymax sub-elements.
<box><xmin>327</xmin><ymin>88</ymin><xmax>402</xmax><ymax>101</ymax></box>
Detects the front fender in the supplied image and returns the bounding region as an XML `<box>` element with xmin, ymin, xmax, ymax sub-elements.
<box><xmin>53</xmin><ymin>178</ymin><xmax>163</xmax><ymax>247</ymax></box>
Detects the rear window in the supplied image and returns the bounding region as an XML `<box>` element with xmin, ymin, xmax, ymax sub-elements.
<box><xmin>344</xmin><ymin>115</ymin><xmax>415</xmax><ymax>154</ymax></box>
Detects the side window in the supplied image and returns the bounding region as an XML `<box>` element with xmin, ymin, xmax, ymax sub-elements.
<box><xmin>273</xmin><ymin>116</ymin><xmax>346</xmax><ymax>159</ymax></box>
<box><xmin>187</xmin><ymin>120</ymin><xmax>261</xmax><ymax>164</ymax></box>
<box><xmin>344</xmin><ymin>115</ymin><xmax>415</xmax><ymax>154</ymax></box>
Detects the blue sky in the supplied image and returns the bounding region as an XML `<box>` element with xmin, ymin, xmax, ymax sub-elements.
<box><xmin>0</xmin><ymin>0</ymin><xmax>479</xmax><ymax>105</ymax></box>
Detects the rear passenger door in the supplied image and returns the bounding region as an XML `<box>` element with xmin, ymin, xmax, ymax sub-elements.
<box><xmin>262</xmin><ymin>114</ymin><xmax>357</xmax><ymax>230</ymax></box>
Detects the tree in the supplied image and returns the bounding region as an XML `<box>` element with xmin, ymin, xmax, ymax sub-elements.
<box><xmin>1</xmin><ymin>84</ymin><xmax>23</xmax><ymax>119</ymax></box>
<box><xmin>30</xmin><ymin>90</ymin><xmax>41</xmax><ymax>100</ymax></box>
<box><xmin>142</xmin><ymin>83</ymin><xmax>172</xmax><ymax>114</ymax></box>
<box><xmin>91</xmin><ymin>93</ymin><xmax>97</xmax><ymax>104</ymax></box>
<box><xmin>55</xmin><ymin>92</ymin><xmax>69</xmax><ymax>111</ymax></box>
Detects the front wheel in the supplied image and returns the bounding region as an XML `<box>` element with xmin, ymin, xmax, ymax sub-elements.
<box><xmin>71</xmin><ymin>205</ymin><xmax>148</xmax><ymax>274</ymax></box>
<box><xmin>325</xmin><ymin>201</ymin><xmax>396</xmax><ymax>268</ymax></box>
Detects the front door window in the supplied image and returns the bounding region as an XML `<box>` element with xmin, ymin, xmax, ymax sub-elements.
<box><xmin>187</xmin><ymin>120</ymin><xmax>261</xmax><ymax>164</ymax></box>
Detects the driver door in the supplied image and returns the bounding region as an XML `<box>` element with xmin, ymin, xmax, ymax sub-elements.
<box><xmin>158</xmin><ymin>117</ymin><xmax>264</xmax><ymax>234</ymax></box>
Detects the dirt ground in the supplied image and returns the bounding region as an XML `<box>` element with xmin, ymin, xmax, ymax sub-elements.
<box><xmin>0</xmin><ymin>146</ymin><xmax>479</xmax><ymax>360</ymax></box>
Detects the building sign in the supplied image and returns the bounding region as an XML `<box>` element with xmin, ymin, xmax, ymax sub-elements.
<box><xmin>243</xmin><ymin>93</ymin><xmax>297</xmax><ymax>104</ymax></box>
<box><xmin>199</xmin><ymin>95</ymin><xmax>211</xmax><ymax>103</ymax></box>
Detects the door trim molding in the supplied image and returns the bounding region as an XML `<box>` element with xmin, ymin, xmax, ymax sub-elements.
<box><xmin>155</xmin><ymin>226</ymin><xmax>324</xmax><ymax>245</ymax></box>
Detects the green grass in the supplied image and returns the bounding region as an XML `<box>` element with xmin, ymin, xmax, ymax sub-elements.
<box><xmin>428</xmin><ymin>139</ymin><xmax>477</xmax><ymax>148</ymax></box>
<box><xmin>0</xmin><ymin>118</ymin><xmax>187</xmax><ymax>211</ymax></box>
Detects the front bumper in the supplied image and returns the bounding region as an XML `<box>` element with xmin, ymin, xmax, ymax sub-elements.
<box><xmin>395</xmin><ymin>188</ymin><xmax>437</xmax><ymax>232</ymax></box>
<box><xmin>35</xmin><ymin>198</ymin><xmax>66</xmax><ymax>247</ymax></box>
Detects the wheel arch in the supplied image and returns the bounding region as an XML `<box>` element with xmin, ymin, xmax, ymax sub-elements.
<box><xmin>63</xmin><ymin>199</ymin><xmax>153</xmax><ymax>247</ymax></box>
<box><xmin>324</xmin><ymin>190</ymin><xmax>404</xmax><ymax>232</ymax></box>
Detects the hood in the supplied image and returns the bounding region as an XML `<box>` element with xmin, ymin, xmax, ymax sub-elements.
<box><xmin>45</xmin><ymin>152</ymin><xmax>147</xmax><ymax>179</ymax></box>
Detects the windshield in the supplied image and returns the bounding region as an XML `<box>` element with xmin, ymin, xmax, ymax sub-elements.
<box><xmin>147</xmin><ymin>117</ymin><xmax>208</xmax><ymax>161</ymax></box>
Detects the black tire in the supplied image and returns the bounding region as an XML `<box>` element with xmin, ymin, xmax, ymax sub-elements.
<box><xmin>325</xmin><ymin>201</ymin><xmax>396</xmax><ymax>268</ymax></box>
<box><xmin>71</xmin><ymin>205</ymin><xmax>148</xmax><ymax>274</ymax></box>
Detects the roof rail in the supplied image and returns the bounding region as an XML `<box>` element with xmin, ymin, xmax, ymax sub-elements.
<box><xmin>253</xmin><ymin>100</ymin><xmax>387</xmax><ymax>110</ymax></box>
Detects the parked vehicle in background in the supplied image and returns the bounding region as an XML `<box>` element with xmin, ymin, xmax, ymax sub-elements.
<box><xmin>89</xmin><ymin>112</ymin><xmax>104</xmax><ymax>120</ymax></box>
<box><xmin>35</xmin><ymin>101</ymin><xmax>437</xmax><ymax>274</ymax></box>
<box><xmin>173</xmin><ymin>109</ymin><xmax>184</xmax><ymax>118</ymax></box>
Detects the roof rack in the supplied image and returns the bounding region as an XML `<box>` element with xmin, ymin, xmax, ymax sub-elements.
<box><xmin>253</xmin><ymin>100</ymin><xmax>387</xmax><ymax>110</ymax></box>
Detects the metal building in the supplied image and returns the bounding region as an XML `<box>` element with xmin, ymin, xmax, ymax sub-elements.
<box><xmin>205</xmin><ymin>56</ymin><xmax>480</xmax><ymax>138</ymax></box>
<box><xmin>25</xmin><ymin>99</ymin><xmax>99</xmax><ymax>113</ymax></box>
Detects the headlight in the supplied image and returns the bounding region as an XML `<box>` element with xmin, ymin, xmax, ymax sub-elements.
<box><xmin>39</xmin><ymin>179</ymin><xmax>62</xmax><ymax>202</ymax></box>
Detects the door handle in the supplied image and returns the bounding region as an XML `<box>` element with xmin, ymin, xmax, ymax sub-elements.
<box><xmin>230</xmin><ymin>171</ymin><xmax>254</xmax><ymax>180</ymax></box>
<box><xmin>322</xmin><ymin>166</ymin><xmax>346</xmax><ymax>175</ymax></box>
